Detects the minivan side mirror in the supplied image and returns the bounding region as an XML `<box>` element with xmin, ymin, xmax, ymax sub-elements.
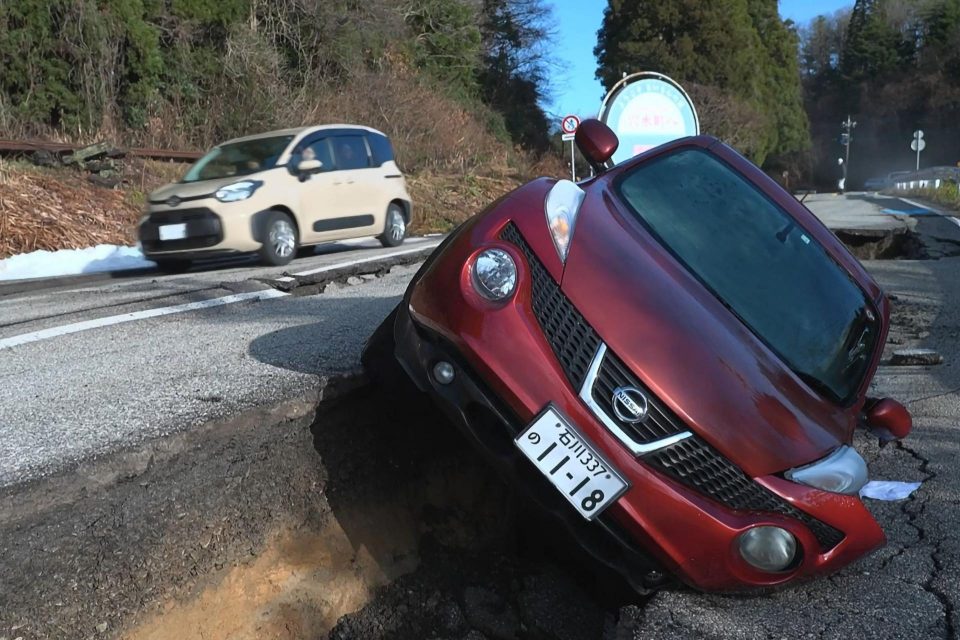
<box><xmin>863</xmin><ymin>397</ymin><xmax>912</xmax><ymax>442</ymax></box>
<box><xmin>575</xmin><ymin>119</ymin><xmax>619</xmax><ymax>174</ymax></box>
<box><xmin>297</xmin><ymin>159</ymin><xmax>323</xmax><ymax>175</ymax></box>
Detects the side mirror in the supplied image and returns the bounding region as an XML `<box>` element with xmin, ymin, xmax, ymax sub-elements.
<box><xmin>863</xmin><ymin>397</ymin><xmax>912</xmax><ymax>443</ymax></box>
<box><xmin>575</xmin><ymin>119</ymin><xmax>619</xmax><ymax>174</ymax></box>
<box><xmin>297</xmin><ymin>159</ymin><xmax>323</xmax><ymax>175</ymax></box>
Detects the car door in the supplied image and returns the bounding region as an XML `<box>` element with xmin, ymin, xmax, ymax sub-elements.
<box><xmin>292</xmin><ymin>136</ymin><xmax>342</xmax><ymax>244</ymax></box>
<box><xmin>320</xmin><ymin>134</ymin><xmax>383</xmax><ymax>239</ymax></box>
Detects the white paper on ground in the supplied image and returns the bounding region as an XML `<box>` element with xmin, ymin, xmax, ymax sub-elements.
<box><xmin>859</xmin><ymin>480</ymin><xmax>922</xmax><ymax>501</ymax></box>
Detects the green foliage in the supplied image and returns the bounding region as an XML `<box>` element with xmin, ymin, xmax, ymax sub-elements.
<box><xmin>0</xmin><ymin>0</ymin><xmax>553</xmax><ymax>160</ymax></box>
<box><xmin>801</xmin><ymin>0</ymin><xmax>960</xmax><ymax>188</ymax></box>
<box><xmin>594</xmin><ymin>0</ymin><xmax>810</xmax><ymax>165</ymax></box>
<box><xmin>404</xmin><ymin>0</ymin><xmax>483</xmax><ymax>97</ymax></box>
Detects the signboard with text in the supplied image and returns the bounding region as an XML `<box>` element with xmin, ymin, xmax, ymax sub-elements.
<box><xmin>598</xmin><ymin>72</ymin><xmax>699</xmax><ymax>165</ymax></box>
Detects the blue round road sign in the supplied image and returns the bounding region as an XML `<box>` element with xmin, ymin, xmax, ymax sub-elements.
<box><xmin>598</xmin><ymin>72</ymin><xmax>699</xmax><ymax>165</ymax></box>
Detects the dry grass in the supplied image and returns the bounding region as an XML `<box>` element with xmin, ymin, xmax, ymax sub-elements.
<box><xmin>407</xmin><ymin>172</ymin><xmax>524</xmax><ymax>235</ymax></box>
<box><xmin>0</xmin><ymin>158</ymin><xmax>191</xmax><ymax>259</ymax></box>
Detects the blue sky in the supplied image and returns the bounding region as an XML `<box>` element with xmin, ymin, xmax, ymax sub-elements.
<box><xmin>545</xmin><ymin>0</ymin><xmax>851</xmax><ymax>122</ymax></box>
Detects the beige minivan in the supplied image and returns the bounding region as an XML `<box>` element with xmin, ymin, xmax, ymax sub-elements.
<box><xmin>138</xmin><ymin>125</ymin><xmax>412</xmax><ymax>271</ymax></box>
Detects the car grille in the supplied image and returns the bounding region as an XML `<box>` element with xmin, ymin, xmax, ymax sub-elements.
<box><xmin>592</xmin><ymin>349</ymin><xmax>687</xmax><ymax>444</ymax></box>
<box><xmin>499</xmin><ymin>220</ymin><xmax>845</xmax><ymax>553</ymax></box>
<box><xmin>148</xmin><ymin>208</ymin><xmax>218</xmax><ymax>224</ymax></box>
<box><xmin>499</xmin><ymin>222</ymin><xmax>600</xmax><ymax>390</ymax></box>
<box><xmin>643</xmin><ymin>436</ymin><xmax>845</xmax><ymax>551</ymax></box>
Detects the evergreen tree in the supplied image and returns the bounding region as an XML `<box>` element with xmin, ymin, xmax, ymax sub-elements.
<box><xmin>594</xmin><ymin>0</ymin><xmax>809</xmax><ymax>165</ymax></box>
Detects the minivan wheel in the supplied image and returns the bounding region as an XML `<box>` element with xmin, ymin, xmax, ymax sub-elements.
<box><xmin>259</xmin><ymin>211</ymin><xmax>298</xmax><ymax>266</ymax></box>
<box><xmin>379</xmin><ymin>204</ymin><xmax>406</xmax><ymax>248</ymax></box>
<box><xmin>154</xmin><ymin>258</ymin><xmax>192</xmax><ymax>274</ymax></box>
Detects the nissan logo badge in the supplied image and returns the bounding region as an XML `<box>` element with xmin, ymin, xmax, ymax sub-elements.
<box><xmin>167</xmin><ymin>196</ymin><xmax>181</xmax><ymax>207</ymax></box>
<box><xmin>612</xmin><ymin>386</ymin><xmax>649</xmax><ymax>424</ymax></box>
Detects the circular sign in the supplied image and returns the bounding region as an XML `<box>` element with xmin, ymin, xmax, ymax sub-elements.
<box><xmin>911</xmin><ymin>138</ymin><xmax>926</xmax><ymax>152</ymax></box>
<box><xmin>561</xmin><ymin>115</ymin><xmax>581</xmax><ymax>135</ymax></box>
<box><xmin>598</xmin><ymin>72</ymin><xmax>699</xmax><ymax>165</ymax></box>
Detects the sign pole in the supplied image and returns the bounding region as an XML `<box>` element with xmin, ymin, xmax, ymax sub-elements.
<box><xmin>560</xmin><ymin>114</ymin><xmax>581</xmax><ymax>182</ymax></box>
<box><xmin>570</xmin><ymin>139</ymin><xmax>576</xmax><ymax>181</ymax></box>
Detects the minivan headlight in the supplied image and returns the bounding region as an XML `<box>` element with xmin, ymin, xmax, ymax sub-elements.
<box><xmin>784</xmin><ymin>445</ymin><xmax>868</xmax><ymax>495</ymax></box>
<box><xmin>215</xmin><ymin>180</ymin><xmax>262</xmax><ymax>202</ymax></box>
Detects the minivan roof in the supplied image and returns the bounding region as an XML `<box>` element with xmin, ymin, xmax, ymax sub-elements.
<box><xmin>224</xmin><ymin>124</ymin><xmax>386</xmax><ymax>145</ymax></box>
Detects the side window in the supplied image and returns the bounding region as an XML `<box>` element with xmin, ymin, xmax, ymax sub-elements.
<box><xmin>297</xmin><ymin>138</ymin><xmax>333</xmax><ymax>171</ymax></box>
<box><xmin>367</xmin><ymin>133</ymin><xmax>395</xmax><ymax>167</ymax></box>
<box><xmin>331</xmin><ymin>136</ymin><xmax>371</xmax><ymax>170</ymax></box>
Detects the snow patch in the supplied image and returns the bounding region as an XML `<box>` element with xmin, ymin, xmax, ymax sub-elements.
<box><xmin>0</xmin><ymin>245</ymin><xmax>156</xmax><ymax>281</ymax></box>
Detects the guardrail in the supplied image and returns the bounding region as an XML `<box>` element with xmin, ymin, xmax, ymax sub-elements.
<box><xmin>0</xmin><ymin>139</ymin><xmax>203</xmax><ymax>162</ymax></box>
<box><xmin>889</xmin><ymin>166</ymin><xmax>960</xmax><ymax>191</ymax></box>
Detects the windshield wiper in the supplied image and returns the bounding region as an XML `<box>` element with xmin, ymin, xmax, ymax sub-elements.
<box><xmin>790</xmin><ymin>368</ymin><xmax>841</xmax><ymax>403</ymax></box>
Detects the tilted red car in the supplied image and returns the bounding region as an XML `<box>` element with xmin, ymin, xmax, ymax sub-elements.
<box><xmin>364</xmin><ymin>120</ymin><xmax>912</xmax><ymax>593</ymax></box>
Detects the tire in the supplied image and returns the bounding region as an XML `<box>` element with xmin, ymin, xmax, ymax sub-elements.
<box><xmin>378</xmin><ymin>203</ymin><xmax>406</xmax><ymax>248</ymax></box>
<box><xmin>259</xmin><ymin>210</ymin><xmax>299</xmax><ymax>266</ymax></box>
<box><xmin>154</xmin><ymin>258</ymin><xmax>192</xmax><ymax>274</ymax></box>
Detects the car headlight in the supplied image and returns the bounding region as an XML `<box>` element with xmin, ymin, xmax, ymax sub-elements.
<box><xmin>784</xmin><ymin>445</ymin><xmax>868</xmax><ymax>495</ymax></box>
<box><xmin>544</xmin><ymin>179</ymin><xmax>586</xmax><ymax>263</ymax></box>
<box><xmin>215</xmin><ymin>180</ymin><xmax>262</xmax><ymax>202</ymax></box>
<box><xmin>739</xmin><ymin>526</ymin><xmax>798</xmax><ymax>572</ymax></box>
<box><xmin>471</xmin><ymin>249</ymin><xmax>517</xmax><ymax>300</ymax></box>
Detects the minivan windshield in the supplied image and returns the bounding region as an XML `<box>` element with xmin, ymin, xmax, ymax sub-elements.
<box><xmin>182</xmin><ymin>135</ymin><xmax>293</xmax><ymax>183</ymax></box>
<box><xmin>618</xmin><ymin>148</ymin><xmax>879</xmax><ymax>405</ymax></box>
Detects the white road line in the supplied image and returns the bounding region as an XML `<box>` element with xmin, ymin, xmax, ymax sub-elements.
<box><xmin>274</xmin><ymin>242</ymin><xmax>441</xmax><ymax>283</ymax></box>
<box><xmin>896</xmin><ymin>196</ymin><xmax>941</xmax><ymax>215</ymax></box>
<box><xmin>895</xmin><ymin>196</ymin><xmax>960</xmax><ymax>228</ymax></box>
<box><xmin>0</xmin><ymin>289</ymin><xmax>288</xmax><ymax>351</ymax></box>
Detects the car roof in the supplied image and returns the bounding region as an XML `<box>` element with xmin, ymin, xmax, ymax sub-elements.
<box><xmin>223</xmin><ymin>124</ymin><xmax>387</xmax><ymax>146</ymax></box>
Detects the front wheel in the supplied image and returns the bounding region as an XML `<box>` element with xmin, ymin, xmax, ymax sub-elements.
<box><xmin>379</xmin><ymin>204</ymin><xmax>406</xmax><ymax>248</ymax></box>
<box><xmin>259</xmin><ymin>211</ymin><xmax>298</xmax><ymax>266</ymax></box>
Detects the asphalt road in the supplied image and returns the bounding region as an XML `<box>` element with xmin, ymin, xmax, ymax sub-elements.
<box><xmin>0</xmin><ymin>236</ymin><xmax>440</xmax><ymax>487</ymax></box>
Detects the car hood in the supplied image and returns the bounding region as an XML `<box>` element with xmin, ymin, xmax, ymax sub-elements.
<box><xmin>148</xmin><ymin>174</ymin><xmax>268</xmax><ymax>203</ymax></box>
<box><xmin>560</xmin><ymin>184</ymin><xmax>864</xmax><ymax>477</ymax></box>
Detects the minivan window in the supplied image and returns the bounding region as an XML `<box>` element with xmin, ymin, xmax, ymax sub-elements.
<box><xmin>367</xmin><ymin>133</ymin><xmax>395</xmax><ymax>166</ymax></box>
<box><xmin>298</xmin><ymin>138</ymin><xmax>334</xmax><ymax>171</ymax></box>
<box><xmin>332</xmin><ymin>136</ymin><xmax>370</xmax><ymax>170</ymax></box>
<box><xmin>618</xmin><ymin>148</ymin><xmax>878</xmax><ymax>405</ymax></box>
<box><xmin>183</xmin><ymin>135</ymin><xmax>293</xmax><ymax>183</ymax></box>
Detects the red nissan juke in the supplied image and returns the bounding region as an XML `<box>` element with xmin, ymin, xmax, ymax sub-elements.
<box><xmin>363</xmin><ymin>119</ymin><xmax>912</xmax><ymax>593</ymax></box>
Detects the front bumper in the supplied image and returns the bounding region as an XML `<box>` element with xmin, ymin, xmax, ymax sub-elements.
<box><xmin>393</xmin><ymin>304</ymin><xmax>667</xmax><ymax>592</ymax></box>
<box><xmin>394</xmin><ymin>216</ymin><xmax>886</xmax><ymax>592</ymax></box>
<box><xmin>139</xmin><ymin>197</ymin><xmax>266</xmax><ymax>257</ymax></box>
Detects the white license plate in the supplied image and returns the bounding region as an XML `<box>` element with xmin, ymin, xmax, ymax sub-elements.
<box><xmin>159</xmin><ymin>223</ymin><xmax>187</xmax><ymax>241</ymax></box>
<box><xmin>515</xmin><ymin>405</ymin><xmax>629</xmax><ymax>520</ymax></box>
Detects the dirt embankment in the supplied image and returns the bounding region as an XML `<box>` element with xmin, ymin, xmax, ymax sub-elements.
<box><xmin>0</xmin><ymin>159</ymin><xmax>525</xmax><ymax>260</ymax></box>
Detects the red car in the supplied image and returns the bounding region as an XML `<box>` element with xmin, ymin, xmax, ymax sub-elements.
<box><xmin>364</xmin><ymin>120</ymin><xmax>912</xmax><ymax>593</ymax></box>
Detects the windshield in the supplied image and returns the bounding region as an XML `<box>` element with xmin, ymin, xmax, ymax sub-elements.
<box><xmin>618</xmin><ymin>148</ymin><xmax>879</xmax><ymax>405</ymax></box>
<box><xmin>182</xmin><ymin>135</ymin><xmax>293</xmax><ymax>183</ymax></box>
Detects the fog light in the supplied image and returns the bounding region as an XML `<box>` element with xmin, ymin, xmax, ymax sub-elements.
<box><xmin>433</xmin><ymin>361</ymin><xmax>455</xmax><ymax>385</ymax></box>
<box><xmin>472</xmin><ymin>249</ymin><xmax>517</xmax><ymax>300</ymax></box>
<box><xmin>738</xmin><ymin>526</ymin><xmax>797</xmax><ymax>572</ymax></box>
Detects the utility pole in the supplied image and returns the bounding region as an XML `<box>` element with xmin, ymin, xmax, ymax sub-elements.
<box><xmin>840</xmin><ymin>115</ymin><xmax>857</xmax><ymax>192</ymax></box>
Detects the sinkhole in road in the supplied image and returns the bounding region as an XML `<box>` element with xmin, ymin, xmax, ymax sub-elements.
<box><xmin>123</xmin><ymin>382</ymin><xmax>639</xmax><ymax>640</ymax></box>
<box><xmin>833</xmin><ymin>227</ymin><xmax>927</xmax><ymax>260</ymax></box>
